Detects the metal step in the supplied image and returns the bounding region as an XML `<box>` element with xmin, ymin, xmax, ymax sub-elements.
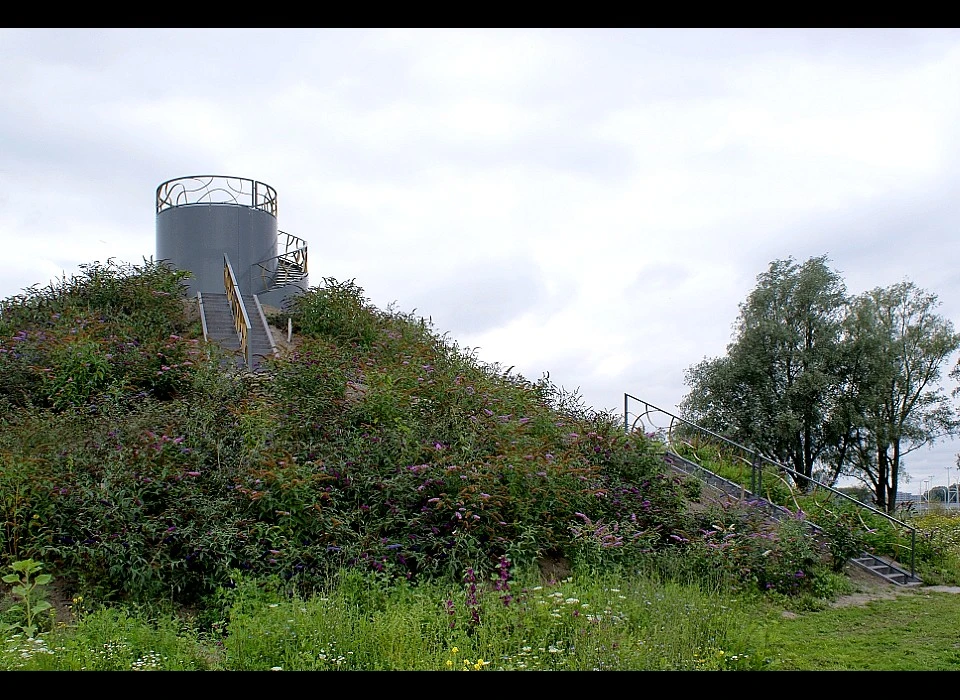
<box><xmin>273</xmin><ymin>257</ymin><xmax>305</xmax><ymax>287</ymax></box>
<box><xmin>850</xmin><ymin>554</ymin><xmax>923</xmax><ymax>586</ymax></box>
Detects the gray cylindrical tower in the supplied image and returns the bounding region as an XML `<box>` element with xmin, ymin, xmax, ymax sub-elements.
<box><xmin>156</xmin><ymin>175</ymin><xmax>308</xmax><ymax>304</ymax></box>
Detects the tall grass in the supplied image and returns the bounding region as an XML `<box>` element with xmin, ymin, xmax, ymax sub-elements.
<box><xmin>2</xmin><ymin>564</ymin><xmax>772</xmax><ymax>671</ymax></box>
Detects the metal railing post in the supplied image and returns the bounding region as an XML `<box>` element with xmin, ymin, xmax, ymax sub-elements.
<box><xmin>911</xmin><ymin>529</ymin><xmax>916</xmax><ymax>578</ymax></box>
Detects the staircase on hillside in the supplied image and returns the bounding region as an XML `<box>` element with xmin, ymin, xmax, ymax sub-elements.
<box><xmin>625</xmin><ymin>394</ymin><xmax>923</xmax><ymax>588</ymax></box>
<box><xmin>663</xmin><ymin>450</ymin><xmax>923</xmax><ymax>586</ymax></box>
<box><xmin>198</xmin><ymin>257</ymin><xmax>279</xmax><ymax>372</ymax></box>
<box><xmin>198</xmin><ymin>292</ymin><xmax>240</xmax><ymax>354</ymax></box>
<box><xmin>198</xmin><ymin>292</ymin><xmax>277</xmax><ymax>371</ymax></box>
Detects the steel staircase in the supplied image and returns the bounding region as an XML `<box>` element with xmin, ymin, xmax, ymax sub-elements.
<box><xmin>198</xmin><ymin>292</ymin><xmax>240</xmax><ymax>353</ymax></box>
<box><xmin>625</xmin><ymin>394</ymin><xmax>923</xmax><ymax>588</ymax></box>
<box><xmin>197</xmin><ymin>255</ymin><xmax>279</xmax><ymax>371</ymax></box>
<box><xmin>847</xmin><ymin>553</ymin><xmax>923</xmax><ymax>586</ymax></box>
<box><xmin>273</xmin><ymin>256</ymin><xmax>301</xmax><ymax>287</ymax></box>
<box><xmin>254</xmin><ymin>230</ymin><xmax>308</xmax><ymax>293</ymax></box>
<box><xmin>198</xmin><ymin>292</ymin><xmax>277</xmax><ymax>371</ymax></box>
<box><xmin>663</xmin><ymin>450</ymin><xmax>923</xmax><ymax>586</ymax></box>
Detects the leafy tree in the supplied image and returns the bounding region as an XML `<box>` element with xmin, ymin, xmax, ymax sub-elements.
<box><xmin>682</xmin><ymin>260</ymin><xmax>960</xmax><ymax>514</ymax></box>
<box><xmin>681</xmin><ymin>256</ymin><xmax>848</xmax><ymax>487</ymax></box>
<box><xmin>847</xmin><ymin>282</ymin><xmax>960</xmax><ymax>511</ymax></box>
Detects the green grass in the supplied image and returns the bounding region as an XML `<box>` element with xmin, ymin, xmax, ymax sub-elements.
<box><xmin>0</xmin><ymin>566</ymin><xmax>772</xmax><ymax>671</ymax></box>
<box><xmin>762</xmin><ymin>589</ymin><xmax>960</xmax><ymax>670</ymax></box>
<box><xmin>4</xmin><ymin>564</ymin><xmax>959</xmax><ymax>671</ymax></box>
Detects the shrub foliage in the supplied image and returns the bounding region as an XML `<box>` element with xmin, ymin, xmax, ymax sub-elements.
<box><xmin>0</xmin><ymin>263</ymin><xmax>914</xmax><ymax>609</ymax></box>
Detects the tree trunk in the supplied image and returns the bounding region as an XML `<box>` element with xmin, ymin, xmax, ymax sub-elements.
<box><xmin>888</xmin><ymin>439</ymin><xmax>901</xmax><ymax>514</ymax></box>
<box><xmin>875</xmin><ymin>446</ymin><xmax>888</xmax><ymax>511</ymax></box>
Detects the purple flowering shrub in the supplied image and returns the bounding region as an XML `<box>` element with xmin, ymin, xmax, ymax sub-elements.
<box><xmin>214</xmin><ymin>280</ymin><xmax>698</xmax><ymax>590</ymax></box>
<box><xmin>284</xmin><ymin>277</ymin><xmax>381</xmax><ymax>348</ymax></box>
<box><xmin>0</xmin><ymin>259</ymin><xmax>199</xmax><ymax>410</ymax></box>
<box><xmin>684</xmin><ymin>496</ymin><xmax>832</xmax><ymax>595</ymax></box>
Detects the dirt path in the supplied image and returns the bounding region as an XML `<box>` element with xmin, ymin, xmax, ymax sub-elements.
<box><xmin>829</xmin><ymin>565</ymin><xmax>960</xmax><ymax>609</ymax></box>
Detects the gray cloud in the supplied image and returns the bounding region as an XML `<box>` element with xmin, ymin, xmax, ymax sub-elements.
<box><xmin>397</xmin><ymin>256</ymin><xmax>557</xmax><ymax>336</ymax></box>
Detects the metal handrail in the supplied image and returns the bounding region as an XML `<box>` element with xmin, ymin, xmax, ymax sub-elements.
<box><xmin>278</xmin><ymin>230</ymin><xmax>307</xmax><ymax>255</ymax></box>
<box><xmin>157</xmin><ymin>175</ymin><xmax>278</xmax><ymax>218</ymax></box>
<box><xmin>197</xmin><ymin>291</ymin><xmax>209</xmax><ymax>342</ymax></box>
<box><xmin>252</xmin><ymin>294</ymin><xmax>279</xmax><ymax>358</ymax></box>
<box><xmin>254</xmin><ymin>231</ymin><xmax>308</xmax><ymax>292</ymax></box>
<box><xmin>624</xmin><ymin>393</ymin><xmax>917</xmax><ymax>578</ymax></box>
<box><xmin>223</xmin><ymin>255</ymin><xmax>252</xmax><ymax>370</ymax></box>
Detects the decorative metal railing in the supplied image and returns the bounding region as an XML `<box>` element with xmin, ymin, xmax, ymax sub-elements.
<box><xmin>223</xmin><ymin>255</ymin><xmax>252</xmax><ymax>370</ymax></box>
<box><xmin>156</xmin><ymin>175</ymin><xmax>278</xmax><ymax>218</ymax></box>
<box><xmin>624</xmin><ymin>393</ymin><xmax>917</xmax><ymax>578</ymax></box>
<box><xmin>254</xmin><ymin>230</ymin><xmax>308</xmax><ymax>292</ymax></box>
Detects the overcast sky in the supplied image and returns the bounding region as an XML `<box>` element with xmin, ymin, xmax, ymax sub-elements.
<box><xmin>2</xmin><ymin>28</ymin><xmax>960</xmax><ymax>494</ymax></box>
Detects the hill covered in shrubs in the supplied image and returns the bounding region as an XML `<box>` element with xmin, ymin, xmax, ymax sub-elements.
<box><xmin>0</xmin><ymin>259</ymin><xmax>882</xmax><ymax>612</ymax></box>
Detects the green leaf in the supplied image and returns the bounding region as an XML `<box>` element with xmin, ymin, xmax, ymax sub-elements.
<box><xmin>34</xmin><ymin>574</ymin><xmax>53</xmax><ymax>586</ymax></box>
<box><xmin>1</xmin><ymin>574</ymin><xmax>19</xmax><ymax>584</ymax></box>
<box><xmin>31</xmin><ymin>601</ymin><xmax>52</xmax><ymax>613</ymax></box>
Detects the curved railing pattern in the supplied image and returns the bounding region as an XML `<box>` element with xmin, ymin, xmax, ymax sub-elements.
<box><xmin>624</xmin><ymin>393</ymin><xmax>918</xmax><ymax>579</ymax></box>
<box><xmin>224</xmin><ymin>255</ymin><xmax>252</xmax><ymax>370</ymax></box>
<box><xmin>255</xmin><ymin>230</ymin><xmax>308</xmax><ymax>292</ymax></box>
<box><xmin>157</xmin><ymin>175</ymin><xmax>278</xmax><ymax>218</ymax></box>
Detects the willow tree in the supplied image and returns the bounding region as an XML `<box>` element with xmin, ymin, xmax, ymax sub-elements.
<box><xmin>682</xmin><ymin>257</ymin><xmax>960</xmax><ymax>511</ymax></box>
<box><xmin>843</xmin><ymin>282</ymin><xmax>960</xmax><ymax>512</ymax></box>
<box><xmin>681</xmin><ymin>255</ymin><xmax>849</xmax><ymax>486</ymax></box>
